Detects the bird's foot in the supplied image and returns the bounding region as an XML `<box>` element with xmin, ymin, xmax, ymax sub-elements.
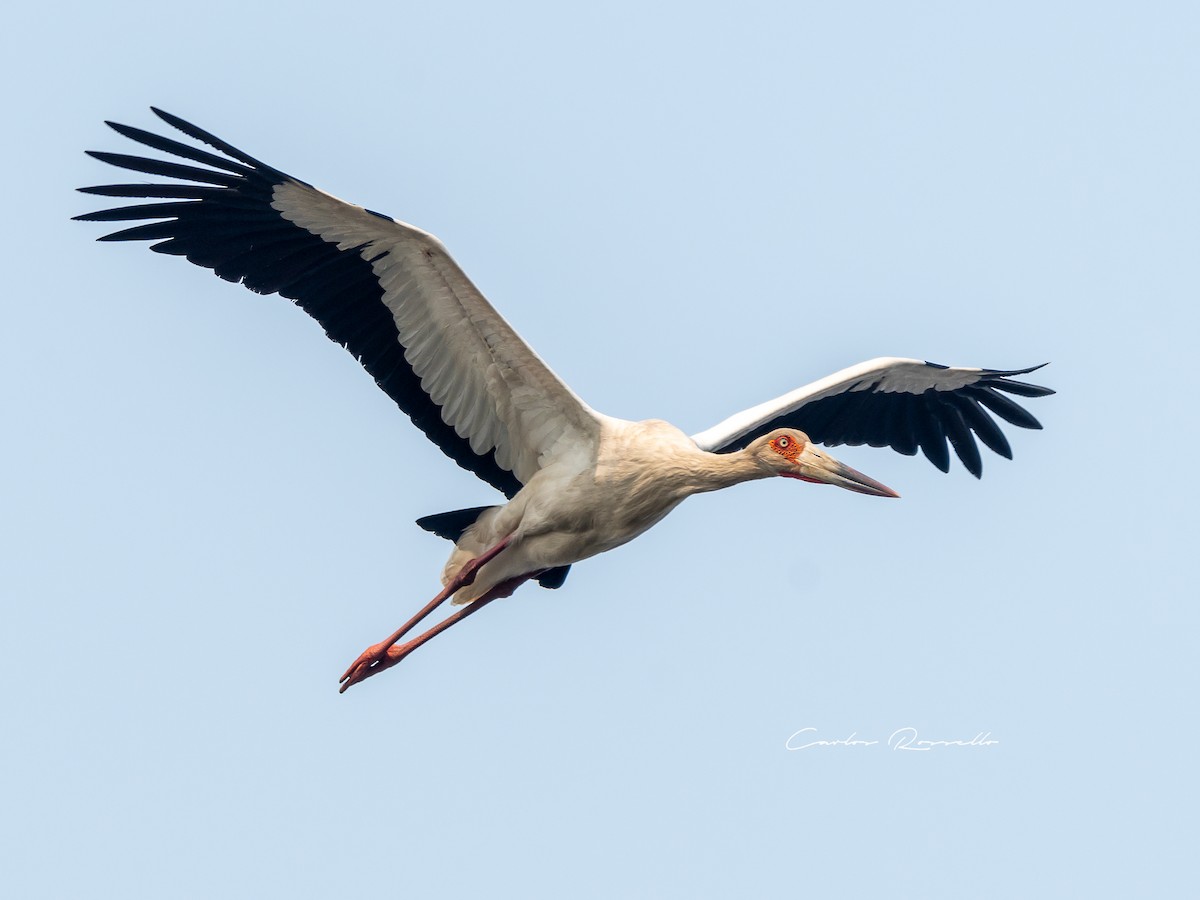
<box><xmin>338</xmin><ymin>639</ymin><xmax>413</xmax><ymax>693</ymax></box>
<box><xmin>336</xmin><ymin>564</ymin><xmax>526</xmax><ymax>695</ymax></box>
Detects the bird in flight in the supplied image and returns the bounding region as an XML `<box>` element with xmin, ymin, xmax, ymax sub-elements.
<box><xmin>77</xmin><ymin>109</ymin><xmax>1053</xmax><ymax>692</ymax></box>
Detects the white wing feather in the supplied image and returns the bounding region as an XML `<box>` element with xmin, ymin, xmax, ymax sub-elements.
<box><xmin>272</xmin><ymin>181</ymin><xmax>600</xmax><ymax>483</ymax></box>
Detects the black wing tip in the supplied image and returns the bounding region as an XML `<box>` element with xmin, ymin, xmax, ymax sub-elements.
<box><xmin>104</xmin><ymin>117</ymin><xmax>173</xmax><ymax>145</ymax></box>
<box><xmin>151</xmin><ymin>107</ymin><xmax>203</xmax><ymax>138</ymax></box>
<box><xmin>981</xmin><ymin>363</ymin><xmax>1055</xmax><ymax>399</ymax></box>
<box><xmin>920</xmin><ymin>362</ymin><xmax>1051</xmax><ymax>473</ymax></box>
<box><xmin>150</xmin><ymin>106</ymin><xmax>183</xmax><ymax>127</ymax></box>
<box><xmin>979</xmin><ymin>361</ymin><xmax>1050</xmax><ymax>376</ymax></box>
<box><xmin>76</xmin><ymin>185</ymin><xmax>127</xmax><ymax>197</ymax></box>
<box><xmin>928</xmin><ymin>454</ymin><xmax>951</xmax><ymax>474</ymax></box>
<box><xmin>925</xmin><ymin>359</ymin><xmax>1055</xmax><ymax>392</ymax></box>
<box><xmin>144</xmin><ymin>105</ymin><xmax>297</xmax><ymax>184</ymax></box>
<box><xmin>93</xmin><ymin>110</ymin><xmax>189</xmax><ymax>144</ymax></box>
<box><xmin>1009</xmin><ymin>405</ymin><xmax>1045</xmax><ymax>431</ymax></box>
<box><xmin>104</xmin><ymin>119</ymin><xmax>150</xmax><ymax>141</ymax></box>
<box><xmin>925</xmin><ymin>359</ymin><xmax>1050</xmax><ymax>374</ymax></box>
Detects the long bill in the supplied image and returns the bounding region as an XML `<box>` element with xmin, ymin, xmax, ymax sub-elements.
<box><xmin>783</xmin><ymin>446</ymin><xmax>901</xmax><ymax>498</ymax></box>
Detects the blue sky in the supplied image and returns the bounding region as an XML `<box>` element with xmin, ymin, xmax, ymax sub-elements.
<box><xmin>4</xmin><ymin>2</ymin><xmax>1197</xmax><ymax>896</ymax></box>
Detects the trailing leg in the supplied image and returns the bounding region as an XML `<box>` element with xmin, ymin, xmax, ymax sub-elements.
<box><xmin>338</xmin><ymin>574</ymin><xmax>532</xmax><ymax>692</ymax></box>
<box><xmin>337</xmin><ymin>536</ymin><xmax>513</xmax><ymax>690</ymax></box>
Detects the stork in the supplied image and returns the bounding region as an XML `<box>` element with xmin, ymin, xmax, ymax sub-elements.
<box><xmin>76</xmin><ymin>109</ymin><xmax>1053</xmax><ymax>692</ymax></box>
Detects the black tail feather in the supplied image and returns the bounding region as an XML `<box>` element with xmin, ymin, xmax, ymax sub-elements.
<box><xmin>415</xmin><ymin>507</ymin><xmax>571</xmax><ymax>590</ymax></box>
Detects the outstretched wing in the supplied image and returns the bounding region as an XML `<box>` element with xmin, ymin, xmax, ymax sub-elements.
<box><xmin>691</xmin><ymin>357</ymin><xmax>1053</xmax><ymax>477</ymax></box>
<box><xmin>76</xmin><ymin>108</ymin><xmax>601</xmax><ymax>498</ymax></box>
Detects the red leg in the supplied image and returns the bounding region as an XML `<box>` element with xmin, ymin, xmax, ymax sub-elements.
<box><xmin>338</xmin><ymin>535</ymin><xmax>512</xmax><ymax>685</ymax></box>
<box><xmin>338</xmin><ymin>574</ymin><xmax>532</xmax><ymax>693</ymax></box>
<box><xmin>338</xmin><ymin>536</ymin><xmax>514</xmax><ymax>689</ymax></box>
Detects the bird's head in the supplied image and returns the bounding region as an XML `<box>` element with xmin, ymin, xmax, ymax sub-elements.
<box><xmin>749</xmin><ymin>429</ymin><xmax>900</xmax><ymax>498</ymax></box>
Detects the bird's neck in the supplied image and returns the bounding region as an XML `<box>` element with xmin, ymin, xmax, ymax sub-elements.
<box><xmin>683</xmin><ymin>447</ymin><xmax>771</xmax><ymax>494</ymax></box>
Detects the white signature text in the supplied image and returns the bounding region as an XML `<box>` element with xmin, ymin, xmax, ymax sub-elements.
<box><xmin>785</xmin><ymin>727</ymin><xmax>999</xmax><ymax>751</ymax></box>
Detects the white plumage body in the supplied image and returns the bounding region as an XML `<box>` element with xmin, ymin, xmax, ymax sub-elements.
<box><xmin>445</xmin><ymin>418</ymin><xmax>764</xmax><ymax>603</ymax></box>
